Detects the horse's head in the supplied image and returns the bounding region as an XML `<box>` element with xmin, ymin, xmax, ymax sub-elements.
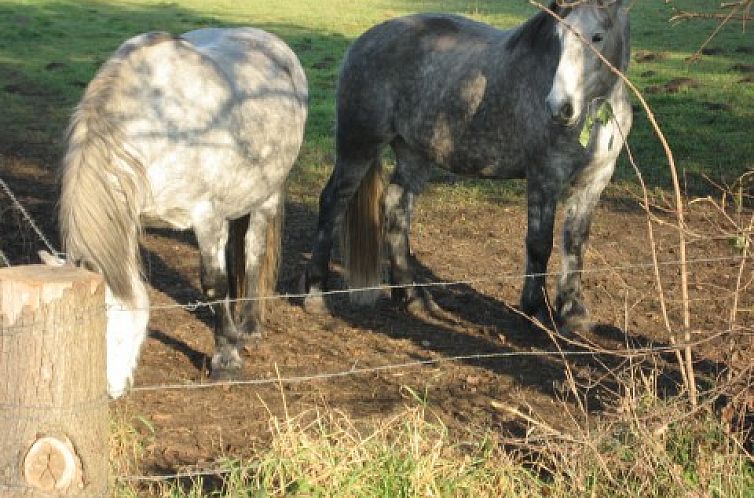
<box><xmin>546</xmin><ymin>0</ymin><xmax>629</xmax><ymax>127</ymax></box>
<box><xmin>39</xmin><ymin>250</ymin><xmax>149</xmax><ymax>398</ymax></box>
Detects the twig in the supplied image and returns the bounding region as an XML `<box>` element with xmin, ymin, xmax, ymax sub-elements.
<box><xmin>684</xmin><ymin>1</ymin><xmax>744</xmax><ymax>63</ymax></box>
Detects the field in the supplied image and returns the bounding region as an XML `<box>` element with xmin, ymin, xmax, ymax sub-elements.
<box><xmin>0</xmin><ymin>0</ymin><xmax>752</xmax><ymax>496</ymax></box>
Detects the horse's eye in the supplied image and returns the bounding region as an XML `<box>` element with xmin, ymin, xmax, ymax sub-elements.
<box><xmin>592</xmin><ymin>33</ymin><xmax>604</xmax><ymax>43</ymax></box>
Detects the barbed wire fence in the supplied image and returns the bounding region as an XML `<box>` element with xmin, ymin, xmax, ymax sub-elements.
<box><xmin>0</xmin><ymin>176</ymin><xmax>61</xmax><ymax>261</ymax></box>
<box><xmin>2</xmin><ymin>163</ymin><xmax>752</xmax><ymax>486</ymax></box>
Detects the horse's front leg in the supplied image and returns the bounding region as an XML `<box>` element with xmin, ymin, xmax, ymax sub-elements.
<box><xmin>557</xmin><ymin>91</ymin><xmax>629</xmax><ymax>333</ymax></box>
<box><xmin>557</xmin><ymin>159</ymin><xmax>616</xmax><ymax>333</ymax></box>
<box><xmin>521</xmin><ymin>181</ymin><xmax>558</xmax><ymax>328</ymax></box>
<box><xmin>193</xmin><ymin>213</ymin><xmax>239</xmax><ymax>377</ymax></box>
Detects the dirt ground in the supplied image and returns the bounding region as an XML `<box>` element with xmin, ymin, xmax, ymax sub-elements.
<box><xmin>1</xmin><ymin>154</ymin><xmax>752</xmax><ymax>475</ymax></box>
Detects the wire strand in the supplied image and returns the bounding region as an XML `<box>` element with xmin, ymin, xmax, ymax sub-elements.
<box><xmin>140</xmin><ymin>254</ymin><xmax>746</xmax><ymax>312</ymax></box>
<box><xmin>0</xmin><ymin>175</ymin><xmax>59</xmax><ymax>256</ymax></box>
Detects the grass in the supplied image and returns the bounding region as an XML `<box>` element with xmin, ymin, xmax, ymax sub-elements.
<box><xmin>111</xmin><ymin>384</ymin><xmax>754</xmax><ymax>497</ymax></box>
<box><xmin>0</xmin><ymin>0</ymin><xmax>751</xmax><ymax>198</ymax></box>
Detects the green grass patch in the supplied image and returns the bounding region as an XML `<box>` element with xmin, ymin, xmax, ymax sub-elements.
<box><xmin>112</xmin><ymin>389</ymin><xmax>754</xmax><ymax>497</ymax></box>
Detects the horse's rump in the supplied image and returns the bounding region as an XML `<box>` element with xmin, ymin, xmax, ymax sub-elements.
<box><xmin>60</xmin><ymin>28</ymin><xmax>307</xmax><ymax>305</ymax></box>
<box><xmin>58</xmin><ymin>34</ymin><xmax>174</xmax><ymax>304</ymax></box>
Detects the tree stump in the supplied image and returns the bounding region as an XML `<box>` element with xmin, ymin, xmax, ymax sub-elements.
<box><xmin>0</xmin><ymin>265</ymin><xmax>108</xmax><ymax>497</ymax></box>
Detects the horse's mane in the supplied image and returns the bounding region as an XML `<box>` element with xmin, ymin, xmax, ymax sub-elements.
<box><xmin>60</xmin><ymin>33</ymin><xmax>173</xmax><ymax>303</ymax></box>
<box><xmin>505</xmin><ymin>2</ymin><xmax>571</xmax><ymax>51</ymax></box>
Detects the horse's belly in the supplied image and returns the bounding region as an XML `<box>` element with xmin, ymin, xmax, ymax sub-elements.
<box><xmin>402</xmin><ymin>111</ymin><xmax>530</xmax><ymax>180</ymax></box>
<box><xmin>446</xmin><ymin>153</ymin><xmax>527</xmax><ymax>179</ymax></box>
<box><xmin>425</xmin><ymin>139</ymin><xmax>528</xmax><ymax>180</ymax></box>
<box><xmin>143</xmin><ymin>148</ymin><xmax>291</xmax><ymax>227</ymax></box>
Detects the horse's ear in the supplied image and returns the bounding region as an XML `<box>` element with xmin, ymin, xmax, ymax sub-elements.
<box><xmin>38</xmin><ymin>250</ymin><xmax>67</xmax><ymax>267</ymax></box>
<box><xmin>600</xmin><ymin>0</ymin><xmax>625</xmax><ymax>22</ymax></box>
<box><xmin>596</xmin><ymin>0</ymin><xmax>623</xmax><ymax>9</ymax></box>
<box><xmin>606</xmin><ymin>0</ymin><xmax>625</xmax><ymax>11</ymax></box>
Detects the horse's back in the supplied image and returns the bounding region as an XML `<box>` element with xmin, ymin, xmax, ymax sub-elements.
<box><xmin>337</xmin><ymin>14</ymin><xmax>534</xmax><ymax>174</ymax></box>
<box><xmin>182</xmin><ymin>27</ymin><xmax>308</xmax><ymax>110</ymax></box>
<box><xmin>117</xmin><ymin>27</ymin><xmax>306</xmax><ymax>154</ymax></box>
<box><xmin>108</xmin><ymin>28</ymin><xmax>307</xmax><ymax>225</ymax></box>
<box><xmin>340</xmin><ymin>13</ymin><xmax>503</xmax><ymax>101</ymax></box>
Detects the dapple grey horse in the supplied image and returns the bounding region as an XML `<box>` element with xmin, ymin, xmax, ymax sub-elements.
<box><xmin>302</xmin><ymin>1</ymin><xmax>632</xmax><ymax>333</ymax></box>
<box><xmin>56</xmin><ymin>27</ymin><xmax>307</xmax><ymax>396</ymax></box>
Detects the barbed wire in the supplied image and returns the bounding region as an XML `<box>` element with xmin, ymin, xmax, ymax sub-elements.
<box><xmin>127</xmin><ymin>350</ymin><xmax>611</xmax><ymax>393</ymax></box>
<box><xmin>0</xmin><ymin>253</ymin><xmax>748</xmax><ymax>333</ymax></box>
<box><xmin>143</xmin><ymin>254</ymin><xmax>747</xmax><ymax>312</ymax></box>
<box><xmin>114</xmin><ymin>330</ymin><xmax>749</xmax><ymax>485</ymax></box>
<box><xmin>1</xmin><ymin>186</ymin><xmax>749</xmax><ymax>485</ymax></box>
<box><xmin>0</xmin><ymin>176</ymin><xmax>60</xmax><ymax>258</ymax></box>
<box><xmin>126</xmin><ymin>327</ymin><xmax>738</xmax><ymax>394</ymax></box>
<box><xmin>0</xmin><ymin>149</ymin><xmax>748</xmax><ymax>319</ymax></box>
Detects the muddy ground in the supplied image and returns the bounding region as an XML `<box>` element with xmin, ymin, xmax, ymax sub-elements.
<box><xmin>1</xmin><ymin>154</ymin><xmax>751</xmax><ymax>475</ymax></box>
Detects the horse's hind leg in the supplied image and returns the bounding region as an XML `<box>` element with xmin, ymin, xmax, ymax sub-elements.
<box><xmin>302</xmin><ymin>145</ymin><xmax>383</xmax><ymax>313</ymax></box>
<box><xmin>235</xmin><ymin>194</ymin><xmax>284</xmax><ymax>341</ymax></box>
<box><xmin>385</xmin><ymin>139</ymin><xmax>433</xmax><ymax>313</ymax></box>
<box><xmin>192</xmin><ymin>209</ymin><xmax>239</xmax><ymax>375</ymax></box>
<box><xmin>556</xmin><ymin>159</ymin><xmax>615</xmax><ymax>333</ymax></box>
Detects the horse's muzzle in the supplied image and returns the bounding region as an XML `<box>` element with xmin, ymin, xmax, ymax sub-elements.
<box><xmin>546</xmin><ymin>99</ymin><xmax>576</xmax><ymax>126</ymax></box>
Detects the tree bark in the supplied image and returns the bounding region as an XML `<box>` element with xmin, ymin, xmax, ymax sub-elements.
<box><xmin>0</xmin><ymin>265</ymin><xmax>108</xmax><ymax>497</ymax></box>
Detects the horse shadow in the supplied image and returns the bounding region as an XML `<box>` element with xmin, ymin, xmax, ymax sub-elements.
<box><xmin>287</xmin><ymin>240</ymin><xmax>729</xmax><ymax>411</ymax></box>
<box><xmin>416</xmin><ymin>255</ymin><xmax>728</xmax><ymax>394</ymax></box>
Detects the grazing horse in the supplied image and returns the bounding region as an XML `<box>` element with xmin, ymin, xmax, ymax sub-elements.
<box><xmin>58</xmin><ymin>28</ymin><xmax>307</xmax><ymax>397</ymax></box>
<box><xmin>302</xmin><ymin>1</ymin><xmax>632</xmax><ymax>332</ymax></box>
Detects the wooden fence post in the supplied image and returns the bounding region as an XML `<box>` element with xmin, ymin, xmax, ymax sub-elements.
<box><xmin>0</xmin><ymin>265</ymin><xmax>108</xmax><ymax>497</ymax></box>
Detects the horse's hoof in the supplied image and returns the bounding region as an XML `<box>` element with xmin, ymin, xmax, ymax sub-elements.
<box><xmin>405</xmin><ymin>296</ymin><xmax>424</xmax><ymax>316</ymax></box>
<box><xmin>303</xmin><ymin>294</ymin><xmax>329</xmax><ymax>314</ymax></box>
<box><xmin>244</xmin><ymin>331</ymin><xmax>263</xmax><ymax>342</ymax></box>
<box><xmin>209</xmin><ymin>366</ymin><xmax>243</xmax><ymax>381</ymax></box>
<box><xmin>558</xmin><ymin>314</ymin><xmax>593</xmax><ymax>338</ymax></box>
<box><xmin>210</xmin><ymin>349</ymin><xmax>243</xmax><ymax>380</ymax></box>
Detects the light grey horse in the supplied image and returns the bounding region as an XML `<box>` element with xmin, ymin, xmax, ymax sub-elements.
<box><xmin>302</xmin><ymin>1</ymin><xmax>632</xmax><ymax>333</ymax></box>
<box><xmin>57</xmin><ymin>28</ymin><xmax>307</xmax><ymax>397</ymax></box>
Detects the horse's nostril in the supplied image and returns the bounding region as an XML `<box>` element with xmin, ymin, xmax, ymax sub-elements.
<box><xmin>561</xmin><ymin>102</ymin><xmax>574</xmax><ymax>120</ymax></box>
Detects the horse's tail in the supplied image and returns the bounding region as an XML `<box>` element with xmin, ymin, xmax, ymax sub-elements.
<box><xmin>228</xmin><ymin>197</ymin><xmax>284</xmax><ymax>323</ymax></box>
<box><xmin>258</xmin><ymin>199</ymin><xmax>284</xmax><ymax>321</ymax></box>
<box><xmin>341</xmin><ymin>159</ymin><xmax>385</xmax><ymax>306</ymax></box>
<box><xmin>228</xmin><ymin>216</ymin><xmax>248</xmax><ymax>321</ymax></box>
<box><xmin>59</xmin><ymin>37</ymin><xmax>168</xmax><ymax>304</ymax></box>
